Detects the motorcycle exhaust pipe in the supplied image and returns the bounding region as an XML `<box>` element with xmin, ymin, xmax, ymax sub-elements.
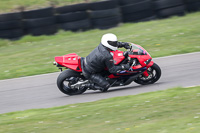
<box><xmin>53</xmin><ymin>61</ymin><xmax>57</xmax><ymax>65</ymax></box>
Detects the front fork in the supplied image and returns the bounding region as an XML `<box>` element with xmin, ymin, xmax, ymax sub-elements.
<box><xmin>143</xmin><ymin>61</ymin><xmax>154</xmax><ymax>77</ymax></box>
<box><xmin>143</xmin><ymin>69</ymin><xmax>149</xmax><ymax>77</ymax></box>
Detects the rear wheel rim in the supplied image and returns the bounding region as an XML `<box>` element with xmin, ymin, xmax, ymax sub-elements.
<box><xmin>62</xmin><ymin>77</ymin><xmax>84</xmax><ymax>93</ymax></box>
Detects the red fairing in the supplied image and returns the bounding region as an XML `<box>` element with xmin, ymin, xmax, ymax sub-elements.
<box><xmin>111</xmin><ymin>50</ymin><xmax>125</xmax><ymax>65</ymax></box>
<box><xmin>129</xmin><ymin>54</ymin><xmax>152</xmax><ymax>67</ymax></box>
<box><xmin>132</xmin><ymin>65</ymin><xmax>143</xmax><ymax>70</ymax></box>
<box><xmin>55</xmin><ymin>53</ymin><xmax>82</xmax><ymax>72</ymax></box>
<box><xmin>147</xmin><ymin>61</ymin><xmax>154</xmax><ymax>67</ymax></box>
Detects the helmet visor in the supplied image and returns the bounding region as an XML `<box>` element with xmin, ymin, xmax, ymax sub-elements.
<box><xmin>107</xmin><ymin>41</ymin><xmax>118</xmax><ymax>47</ymax></box>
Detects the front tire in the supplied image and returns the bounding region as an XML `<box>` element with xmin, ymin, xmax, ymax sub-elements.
<box><xmin>134</xmin><ymin>63</ymin><xmax>161</xmax><ymax>85</ymax></box>
<box><xmin>57</xmin><ymin>69</ymin><xmax>87</xmax><ymax>95</ymax></box>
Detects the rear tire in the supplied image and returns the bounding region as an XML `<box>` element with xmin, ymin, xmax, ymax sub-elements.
<box><xmin>57</xmin><ymin>69</ymin><xmax>87</xmax><ymax>95</ymax></box>
<box><xmin>134</xmin><ymin>63</ymin><xmax>161</xmax><ymax>85</ymax></box>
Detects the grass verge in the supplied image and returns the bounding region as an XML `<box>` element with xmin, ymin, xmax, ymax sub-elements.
<box><xmin>0</xmin><ymin>12</ymin><xmax>200</xmax><ymax>80</ymax></box>
<box><xmin>0</xmin><ymin>86</ymin><xmax>200</xmax><ymax>133</ymax></box>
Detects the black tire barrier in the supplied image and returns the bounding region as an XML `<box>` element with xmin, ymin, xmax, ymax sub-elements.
<box><xmin>183</xmin><ymin>0</ymin><xmax>200</xmax><ymax>12</ymax></box>
<box><xmin>1</xmin><ymin>0</ymin><xmax>200</xmax><ymax>39</ymax></box>
<box><xmin>94</xmin><ymin>24</ymin><xmax>120</xmax><ymax>30</ymax></box>
<box><xmin>0</xmin><ymin>29</ymin><xmax>24</xmax><ymax>39</ymax></box>
<box><xmin>89</xmin><ymin>4</ymin><xmax>122</xmax><ymax>30</ymax></box>
<box><xmin>89</xmin><ymin>8</ymin><xmax>120</xmax><ymax>19</ymax></box>
<box><xmin>0</xmin><ymin>20</ymin><xmax>22</xmax><ymax>30</ymax></box>
<box><xmin>121</xmin><ymin>0</ymin><xmax>153</xmax><ymax>14</ymax></box>
<box><xmin>139</xmin><ymin>15</ymin><xmax>157</xmax><ymax>22</ymax></box>
<box><xmin>56</xmin><ymin>11</ymin><xmax>88</xmax><ymax>23</ymax></box>
<box><xmin>153</xmin><ymin>0</ymin><xmax>184</xmax><ymax>10</ymax></box>
<box><xmin>91</xmin><ymin>15</ymin><xmax>122</xmax><ymax>29</ymax></box>
<box><xmin>55</xmin><ymin>3</ymin><xmax>90</xmax><ymax>14</ymax></box>
<box><xmin>22</xmin><ymin>7</ymin><xmax>54</xmax><ymax>19</ymax></box>
<box><xmin>0</xmin><ymin>12</ymin><xmax>22</xmax><ymax>22</ymax></box>
<box><xmin>119</xmin><ymin>0</ymin><xmax>144</xmax><ymax>5</ymax></box>
<box><xmin>186</xmin><ymin>2</ymin><xmax>200</xmax><ymax>12</ymax></box>
<box><xmin>123</xmin><ymin>10</ymin><xmax>155</xmax><ymax>22</ymax></box>
<box><xmin>184</xmin><ymin>0</ymin><xmax>200</xmax><ymax>3</ymax></box>
<box><xmin>156</xmin><ymin>5</ymin><xmax>185</xmax><ymax>18</ymax></box>
<box><xmin>60</xmin><ymin>19</ymin><xmax>91</xmax><ymax>31</ymax></box>
<box><xmin>26</xmin><ymin>24</ymin><xmax>58</xmax><ymax>36</ymax></box>
<box><xmin>89</xmin><ymin>0</ymin><xmax>119</xmax><ymax>10</ymax></box>
<box><xmin>23</xmin><ymin>16</ymin><xmax>56</xmax><ymax>29</ymax></box>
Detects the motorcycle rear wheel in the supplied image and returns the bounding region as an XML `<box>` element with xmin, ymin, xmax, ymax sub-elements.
<box><xmin>134</xmin><ymin>63</ymin><xmax>161</xmax><ymax>85</ymax></box>
<box><xmin>57</xmin><ymin>69</ymin><xmax>87</xmax><ymax>95</ymax></box>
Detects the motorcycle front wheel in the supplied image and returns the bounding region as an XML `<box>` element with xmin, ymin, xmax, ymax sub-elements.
<box><xmin>134</xmin><ymin>63</ymin><xmax>161</xmax><ymax>85</ymax></box>
<box><xmin>57</xmin><ymin>69</ymin><xmax>87</xmax><ymax>95</ymax></box>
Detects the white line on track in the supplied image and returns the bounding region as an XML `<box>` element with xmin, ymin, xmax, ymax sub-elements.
<box><xmin>183</xmin><ymin>85</ymin><xmax>200</xmax><ymax>88</ymax></box>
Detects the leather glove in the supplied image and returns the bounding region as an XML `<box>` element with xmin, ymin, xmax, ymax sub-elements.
<box><xmin>118</xmin><ymin>42</ymin><xmax>131</xmax><ymax>49</ymax></box>
<box><xmin>122</xmin><ymin>42</ymin><xmax>131</xmax><ymax>49</ymax></box>
<box><xmin>121</xmin><ymin>63</ymin><xmax>130</xmax><ymax>70</ymax></box>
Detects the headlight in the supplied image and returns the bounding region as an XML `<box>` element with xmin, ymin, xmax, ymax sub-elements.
<box><xmin>144</xmin><ymin>59</ymin><xmax>151</xmax><ymax>65</ymax></box>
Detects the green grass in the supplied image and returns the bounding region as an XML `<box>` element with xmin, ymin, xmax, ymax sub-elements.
<box><xmin>0</xmin><ymin>12</ymin><xmax>200</xmax><ymax>80</ymax></box>
<box><xmin>0</xmin><ymin>0</ymin><xmax>100</xmax><ymax>13</ymax></box>
<box><xmin>0</xmin><ymin>86</ymin><xmax>200</xmax><ymax>133</ymax></box>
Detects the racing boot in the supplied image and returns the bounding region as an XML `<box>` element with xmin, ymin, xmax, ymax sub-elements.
<box><xmin>89</xmin><ymin>74</ymin><xmax>110</xmax><ymax>92</ymax></box>
<box><xmin>93</xmin><ymin>84</ymin><xmax>108</xmax><ymax>92</ymax></box>
<box><xmin>81</xmin><ymin>83</ymin><xmax>108</xmax><ymax>92</ymax></box>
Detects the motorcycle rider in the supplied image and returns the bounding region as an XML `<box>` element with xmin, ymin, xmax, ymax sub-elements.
<box><xmin>81</xmin><ymin>33</ymin><xmax>131</xmax><ymax>92</ymax></box>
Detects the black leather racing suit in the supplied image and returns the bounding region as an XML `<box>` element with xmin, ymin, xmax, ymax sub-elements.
<box><xmin>81</xmin><ymin>43</ymin><xmax>130</xmax><ymax>91</ymax></box>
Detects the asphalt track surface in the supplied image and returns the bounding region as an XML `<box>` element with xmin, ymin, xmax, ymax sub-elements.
<box><xmin>0</xmin><ymin>52</ymin><xmax>200</xmax><ymax>114</ymax></box>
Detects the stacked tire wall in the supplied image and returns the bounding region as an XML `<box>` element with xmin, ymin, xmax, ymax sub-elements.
<box><xmin>23</xmin><ymin>7</ymin><xmax>58</xmax><ymax>36</ymax></box>
<box><xmin>120</xmin><ymin>0</ymin><xmax>156</xmax><ymax>22</ymax></box>
<box><xmin>184</xmin><ymin>0</ymin><xmax>200</xmax><ymax>12</ymax></box>
<box><xmin>152</xmin><ymin>0</ymin><xmax>185</xmax><ymax>18</ymax></box>
<box><xmin>0</xmin><ymin>12</ymin><xmax>23</xmax><ymax>39</ymax></box>
<box><xmin>89</xmin><ymin>0</ymin><xmax>122</xmax><ymax>29</ymax></box>
<box><xmin>0</xmin><ymin>0</ymin><xmax>200</xmax><ymax>39</ymax></box>
<box><xmin>55</xmin><ymin>3</ymin><xmax>91</xmax><ymax>31</ymax></box>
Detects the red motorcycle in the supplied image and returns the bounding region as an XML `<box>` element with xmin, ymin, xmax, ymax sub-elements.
<box><xmin>54</xmin><ymin>43</ymin><xmax>161</xmax><ymax>95</ymax></box>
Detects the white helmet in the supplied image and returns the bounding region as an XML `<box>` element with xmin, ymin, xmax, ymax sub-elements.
<box><xmin>101</xmin><ymin>33</ymin><xmax>118</xmax><ymax>51</ymax></box>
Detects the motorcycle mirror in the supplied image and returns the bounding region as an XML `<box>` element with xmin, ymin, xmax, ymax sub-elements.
<box><xmin>123</xmin><ymin>51</ymin><xmax>129</xmax><ymax>58</ymax></box>
<box><xmin>129</xmin><ymin>45</ymin><xmax>132</xmax><ymax>51</ymax></box>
